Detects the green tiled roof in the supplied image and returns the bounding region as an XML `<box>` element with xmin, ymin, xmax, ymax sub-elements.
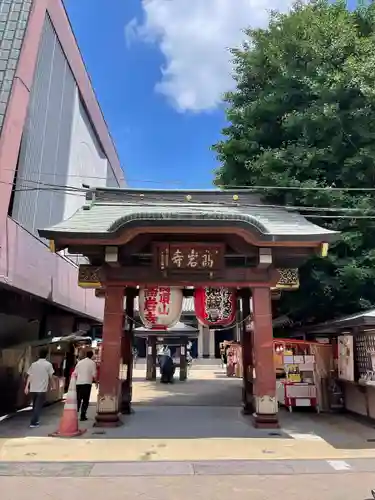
<box><xmin>38</xmin><ymin>188</ymin><xmax>339</xmax><ymax>243</ymax></box>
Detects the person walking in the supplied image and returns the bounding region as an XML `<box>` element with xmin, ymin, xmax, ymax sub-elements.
<box><xmin>24</xmin><ymin>348</ymin><xmax>55</xmax><ymax>428</ymax></box>
<box><xmin>74</xmin><ymin>350</ymin><xmax>97</xmax><ymax>421</ymax></box>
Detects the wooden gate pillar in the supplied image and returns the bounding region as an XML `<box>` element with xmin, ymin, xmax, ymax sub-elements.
<box><xmin>120</xmin><ymin>287</ymin><xmax>136</xmax><ymax>414</ymax></box>
<box><xmin>251</xmin><ymin>287</ymin><xmax>279</xmax><ymax>428</ymax></box>
<box><xmin>241</xmin><ymin>288</ymin><xmax>253</xmax><ymax>414</ymax></box>
<box><xmin>146</xmin><ymin>336</ymin><xmax>157</xmax><ymax>381</ymax></box>
<box><xmin>95</xmin><ymin>285</ymin><xmax>124</xmax><ymax>427</ymax></box>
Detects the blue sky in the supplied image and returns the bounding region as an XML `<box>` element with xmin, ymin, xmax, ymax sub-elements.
<box><xmin>64</xmin><ymin>0</ymin><xmax>359</xmax><ymax>190</ymax></box>
<box><xmin>64</xmin><ymin>0</ymin><xmax>227</xmax><ymax>189</ymax></box>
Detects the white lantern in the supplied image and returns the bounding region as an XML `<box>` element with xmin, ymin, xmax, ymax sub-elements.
<box><xmin>139</xmin><ymin>286</ymin><xmax>183</xmax><ymax>329</ymax></box>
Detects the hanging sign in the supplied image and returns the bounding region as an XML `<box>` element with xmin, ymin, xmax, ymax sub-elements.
<box><xmin>155</xmin><ymin>243</ymin><xmax>225</xmax><ymax>272</ymax></box>
<box><xmin>337</xmin><ymin>334</ymin><xmax>355</xmax><ymax>382</ymax></box>
<box><xmin>139</xmin><ymin>286</ymin><xmax>183</xmax><ymax>329</ymax></box>
<box><xmin>194</xmin><ymin>287</ymin><xmax>236</xmax><ymax>327</ymax></box>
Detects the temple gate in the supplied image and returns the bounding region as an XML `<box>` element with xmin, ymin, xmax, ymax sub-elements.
<box><xmin>39</xmin><ymin>188</ymin><xmax>338</xmax><ymax>429</ymax></box>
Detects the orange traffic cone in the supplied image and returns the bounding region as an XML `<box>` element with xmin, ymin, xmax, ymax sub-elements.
<box><xmin>50</xmin><ymin>373</ymin><xmax>86</xmax><ymax>437</ymax></box>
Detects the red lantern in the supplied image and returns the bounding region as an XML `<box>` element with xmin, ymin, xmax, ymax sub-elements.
<box><xmin>139</xmin><ymin>286</ymin><xmax>183</xmax><ymax>329</ymax></box>
<box><xmin>194</xmin><ymin>287</ymin><xmax>236</xmax><ymax>327</ymax></box>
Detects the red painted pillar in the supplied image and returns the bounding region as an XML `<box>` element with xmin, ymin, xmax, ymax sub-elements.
<box><xmin>120</xmin><ymin>288</ymin><xmax>136</xmax><ymax>414</ymax></box>
<box><xmin>251</xmin><ymin>287</ymin><xmax>279</xmax><ymax>428</ymax></box>
<box><xmin>95</xmin><ymin>285</ymin><xmax>124</xmax><ymax>427</ymax></box>
<box><xmin>241</xmin><ymin>289</ymin><xmax>253</xmax><ymax>414</ymax></box>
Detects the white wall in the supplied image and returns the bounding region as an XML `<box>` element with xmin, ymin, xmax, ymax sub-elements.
<box><xmin>63</xmin><ymin>89</ymin><xmax>111</xmax><ymax>221</ymax></box>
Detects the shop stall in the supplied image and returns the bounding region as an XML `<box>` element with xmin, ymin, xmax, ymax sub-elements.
<box><xmin>0</xmin><ymin>334</ymin><xmax>92</xmax><ymax>415</ymax></box>
<box><xmin>302</xmin><ymin>308</ymin><xmax>375</xmax><ymax>419</ymax></box>
<box><xmin>274</xmin><ymin>339</ymin><xmax>331</xmax><ymax>412</ymax></box>
<box><xmin>225</xmin><ymin>338</ymin><xmax>333</xmax><ymax>412</ymax></box>
<box><xmin>338</xmin><ymin>328</ymin><xmax>375</xmax><ymax>417</ymax></box>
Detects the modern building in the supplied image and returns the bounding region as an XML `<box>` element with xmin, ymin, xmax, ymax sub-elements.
<box><xmin>0</xmin><ymin>0</ymin><xmax>125</xmax><ymax>346</ymax></box>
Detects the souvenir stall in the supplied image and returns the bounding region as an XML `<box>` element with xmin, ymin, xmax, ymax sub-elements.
<box><xmin>0</xmin><ymin>334</ymin><xmax>92</xmax><ymax>415</ymax></box>
<box><xmin>275</xmin><ymin>339</ymin><xmax>332</xmax><ymax>412</ymax></box>
<box><xmin>305</xmin><ymin>309</ymin><xmax>375</xmax><ymax>419</ymax></box>
<box><xmin>338</xmin><ymin>329</ymin><xmax>375</xmax><ymax>418</ymax></box>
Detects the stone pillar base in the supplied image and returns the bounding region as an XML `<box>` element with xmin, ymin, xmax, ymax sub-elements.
<box><xmin>95</xmin><ymin>394</ymin><xmax>123</xmax><ymax>427</ymax></box>
<box><xmin>252</xmin><ymin>413</ymin><xmax>279</xmax><ymax>429</ymax></box>
<box><xmin>94</xmin><ymin>413</ymin><xmax>123</xmax><ymax>427</ymax></box>
<box><xmin>252</xmin><ymin>395</ymin><xmax>279</xmax><ymax>428</ymax></box>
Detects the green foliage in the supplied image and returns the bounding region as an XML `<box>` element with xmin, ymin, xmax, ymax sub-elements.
<box><xmin>213</xmin><ymin>0</ymin><xmax>375</xmax><ymax>326</ymax></box>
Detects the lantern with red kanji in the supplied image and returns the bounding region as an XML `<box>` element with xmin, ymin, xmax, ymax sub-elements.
<box><xmin>194</xmin><ymin>287</ymin><xmax>236</xmax><ymax>327</ymax></box>
<box><xmin>139</xmin><ymin>286</ymin><xmax>183</xmax><ymax>329</ymax></box>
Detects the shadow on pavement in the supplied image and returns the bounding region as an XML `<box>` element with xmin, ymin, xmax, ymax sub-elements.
<box><xmin>1</xmin><ymin>366</ymin><xmax>375</xmax><ymax>450</ymax></box>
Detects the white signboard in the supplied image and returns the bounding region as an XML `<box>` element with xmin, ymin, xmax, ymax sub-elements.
<box><xmin>338</xmin><ymin>334</ymin><xmax>355</xmax><ymax>382</ymax></box>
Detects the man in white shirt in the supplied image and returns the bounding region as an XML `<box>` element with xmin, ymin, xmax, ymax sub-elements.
<box><xmin>25</xmin><ymin>348</ymin><xmax>54</xmax><ymax>428</ymax></box>
<box><xmin>74</xmin><ymin>350</ymin><xmax>97</xmax><ymax>421</ymax></box>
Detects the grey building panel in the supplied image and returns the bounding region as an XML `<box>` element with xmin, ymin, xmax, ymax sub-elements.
<box><xmin>106</xmin><ymin>162</ymin><xmax>120</xmax><ymax>188</ymax></box>
<box><xmin>0</xmin><ymin>0</ymin><xmax>32</xmax><ymax>133</ymax></box>
<box><xmin>11</xmin><ymin>14</ymin><xmax>75</xmax><ymax>234</ymax></box>
<box><xmin>12</xmin><ymin>13</ymin><xmax>55</xmax><ymax>230</ymax></box>
<box><xmin>50</xmin><ymin>59</ymin><xmax>76</xmax><ymax>219</ymax></box>
<box><xmin>78</xmin><ymin>98</ymin><xmax>106</xmax><ymax>161</ymax></box>
<box><xmin>77</xmin><ymin>99</ymin><xmax>120</xmax><ymax>188</ymax></box>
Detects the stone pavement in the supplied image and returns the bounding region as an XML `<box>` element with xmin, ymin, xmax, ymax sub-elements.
<box><xmin>0</xmin><ymin>457</ymin><xmax>375</xmax><ymax>476</ymax></box>
<box><xmin>2</xmin><ymin>362</ymin><xmax>375</xmax><ymax>498</ymax></box>
<box><xmin>1</xmin><ymin>362</ymin><xmax>375</xmax><ymax>467</ymax></box>
<box><xmin>2</xmin><ymin>474</ymin><xmax>375</xmax><ymax>500</ymax></box>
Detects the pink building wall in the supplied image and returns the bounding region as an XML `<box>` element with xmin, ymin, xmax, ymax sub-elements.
<box><xmin>0</xmin><ymin>0</ymin><xmax>124</xmax><ymax>321</ymax></box>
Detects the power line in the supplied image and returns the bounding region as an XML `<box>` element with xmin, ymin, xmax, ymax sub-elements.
<box><xmin>2</xmin><ymin>168</ymin><xmax>183</xmax><ymax>185</ymax></box>
<box><xmin>4</xmin><ymin>167</ymin><xmax>375</xmax><ymax>192</ymax></box>
<box><xmin>3</xmin><ymin>177</ymin><xmax>375</xmax><ymax>219</ymax></box>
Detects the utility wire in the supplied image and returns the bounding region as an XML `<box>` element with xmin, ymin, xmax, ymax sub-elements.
<box><xmin>4</xmin><ymin>167</ymin><xmax>375</xmax><ymax>192</ymax></box>
<box><xmin>3</xmin><ymin>177</ymin><xmax>375</xmax><ymax>219</ymax></box>
<box><xmin>1</xmin><ymin>168</ymin><xmax>183</xmax><ymax>185</ymax></box>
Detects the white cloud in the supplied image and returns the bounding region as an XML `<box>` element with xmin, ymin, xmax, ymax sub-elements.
<box><xmin>126</xmin><ymin>0</ymin><xmax>294</xmax><ymax>113</ymax></box>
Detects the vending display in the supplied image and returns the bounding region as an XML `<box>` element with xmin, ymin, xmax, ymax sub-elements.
<box><xmin>275</xmin><ymin>340</ymin><xmax>320</xmax><ymax>413</ymax></box>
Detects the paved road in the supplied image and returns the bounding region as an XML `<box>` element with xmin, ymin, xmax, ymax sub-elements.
<box><xmin>1</xmin><ymin>474</ymin><xmax>375</xmax><ymax>500</ymax></box>
<box><xmin>0</xmin><ymin>458</ymin><xmax>374</xmax><ymax>476</ymax></box>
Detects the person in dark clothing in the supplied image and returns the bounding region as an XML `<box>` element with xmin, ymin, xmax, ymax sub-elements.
<box><xmin>159</xmin><ymin>354</ymin><xmax>175</xmax><ymax>384</ymax></box>
<box><xmin>74</xmin><ymin>351</ymin><xmax>96</xmax><ymax>421</ymax></box>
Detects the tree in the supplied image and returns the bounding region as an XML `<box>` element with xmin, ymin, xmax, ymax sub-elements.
<box><xmin>213</xmin><ymin>0</ymin><xmax>375</xmax><ymax>327</ymax></box>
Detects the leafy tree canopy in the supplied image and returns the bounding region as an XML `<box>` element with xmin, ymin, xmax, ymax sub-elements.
<box><xmin>213</xmin><ymin>0</ymin><xmax>375</xmax><ymax>328</ymax></box>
